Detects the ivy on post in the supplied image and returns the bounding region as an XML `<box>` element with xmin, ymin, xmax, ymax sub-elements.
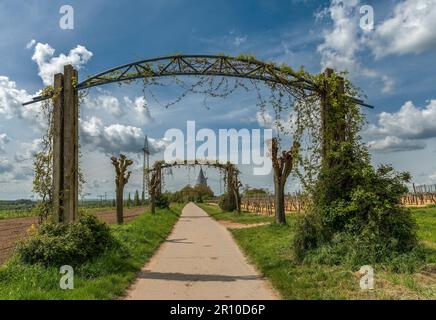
<box><xmin>271</xmin><ymin>138</ymin><xmax>299</xmax><ymax>225</ymax></box>
<box><xmin>111</xmin><ymin>154</ymin><xmax>133</xmax><ymax>224</ymax></box>
<box><xmin>52</xmin><ymin>72</ymin><xmax>64</xmax><ymax>223</ymax></box>
<box><xmin>320</xmin><ymin>68</ymin><xmax>346</xmax><ymax>169</ymax></box>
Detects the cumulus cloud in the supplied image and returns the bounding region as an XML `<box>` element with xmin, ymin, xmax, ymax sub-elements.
<box><xmin>32</xmin><ymin>42</ymin><xmax>93</xmax><ymax>85</ymax></box>
<box><xmin>80</xmin><ymin>116</ymin><xmax>166</xmax><ymax>155</ymax></box>
<box><xmin>369</xmin><ymin>100</ymin><xmax>436</xmax><ymax>140</ymax></box>
<box><xmin>1</xmin><ymin>42</ymin><xmax>92</xmax><ymax>131</ymax></box>
<box><xmin>256</xmin><ymin>111</ymin><xmax>273</xmax><ymax>128</ymax></box>
<box><xmin>0</xmin><ymin>133</ymin><xmax>10</xmax><ymax>154</ymax></box>
<box><xmin>367</xmin><ymin>136</ymin><xmax>425</xmax><ymax>153</ymax></box>
<box><xmin>14</xmin><ymin>139</ymin><xmax>43</xmax><ymax>162</ymax></box>
<box><xmin>367</xmin><ymin>0</ymin><xmax>436</xmax><ymax>58</ymax></box>
<box><xmin>0</xmin><ymin>157</ymin><xmax>33</xmax><ymax>183</ymax></box>
<box><xmin>84</xmin><ymin>94</ymin><xmax>154</xmax><ymax>124</ymax></box>
<box><xmin>317</xmin><ymin>0</ymin><xmax>395</xmax><ymax>93</ymax></box>
<box><xmin>86</xmin><ymin>179</ymin><xmax>110</xmax><ymax>190</ymax></box>
<box><xmin>0</xmin><ymin>157</ymin><xmax>13</xmax><ymax>173</ymax></box>
<box><xmin>0</xmin><ymin>76</ymin><xmax>45</xmax><ymax>132</ymax></box>
<box><xmin>26</xmin><ymin>39</ymin><xmax>36</xmax><ymax>49</ymax></box>
<box><xmin>123</xmin><ymin>96</ymin><xmax>155</xmax><ymax>124</ymax></box>
<box><xmin>85</xmin><ymin>94</ymin><xmax>124</xmax><ymax>117</ymax></box>
<box><xmin>366</xmin><ymin>99</ymin><xmax>436</xmax><ymax>153</ymax></box>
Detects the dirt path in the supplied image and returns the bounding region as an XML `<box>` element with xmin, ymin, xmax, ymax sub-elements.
<box><xmin>125</xmin><ymin>202</ymin><xmax>278</xmax><ymax>300</ymax></box>
<box><xmin>0</xmin><ymin>207</ymin><xmax>146</xmax><ymax>266</ymax></box>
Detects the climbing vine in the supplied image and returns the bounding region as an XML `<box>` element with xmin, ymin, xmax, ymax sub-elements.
<box><xmin>32</xmin><ymin>86</ymin><xmax>55</xmax><ymax>223</ymax></box>
<box><xmin>32</xmin><ymin>86</ymin><xmax>87</xmax><ymax>223</ymax></box>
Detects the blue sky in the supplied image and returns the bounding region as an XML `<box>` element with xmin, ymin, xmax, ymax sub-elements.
<box><xmin>1</xmin><ymin>0</ymin><xmax>436</xmax><ymax>199</ymax></box>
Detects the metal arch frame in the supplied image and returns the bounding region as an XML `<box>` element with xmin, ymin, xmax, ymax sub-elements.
<box><xmin>147</xmin><ymin>159</ymin><xmax>240</xmax><ymax>174</ymax></box>
<box><xmin>22</xmin><ymin>54</ymin><xmax>373</xmax><ymax>108</ymax></box>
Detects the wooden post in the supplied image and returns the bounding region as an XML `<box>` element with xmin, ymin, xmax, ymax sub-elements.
<box><xmin>52</xmin><ymin>73</ymin><xmax>64</xmax><ymax>223</ymax></box>
<box><xmin>63</xmin><ymin>65</ymin><xmax>79</xmax><ymax>223</ymax></box>
<box><xmin>52</xmin><ymin>64</ymin><xmax>79</xmax><ymax>223</ymax></box>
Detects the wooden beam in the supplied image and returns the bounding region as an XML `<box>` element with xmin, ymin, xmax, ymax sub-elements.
<box><xmin>62</xmin><ymin>65</ymin><xmax>79</xmax><ymax>223</ymax></box>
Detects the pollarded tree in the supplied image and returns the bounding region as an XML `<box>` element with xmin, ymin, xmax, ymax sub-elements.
<box><xmin>271</xmin><ymin>138</ymin><xmax>300</xmax><ymax>225</ymax></box>
<box><xmin>111</xmin><ymin>154</ymin><xmax>133</xmax><ymax>224</ymax></box>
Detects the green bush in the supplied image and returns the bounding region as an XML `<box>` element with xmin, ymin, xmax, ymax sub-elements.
<box><xmin>17</xmin><ymin>214</ymin><xmax>115</xmax><ymax>266</ymax></box>
<box><xmin>294</xmin><ymin>144</ymin><xmax>420</xmax><ymax>270</ymax></box>
<box><xmin>155</xmin><ymin>194</ymin><xmax>170</xmax><ymax>209</ymax></box>
<box><xmin>219</xmin><ymin>193</ymin><xmax>237</xmax><ymax>211</ymax></box>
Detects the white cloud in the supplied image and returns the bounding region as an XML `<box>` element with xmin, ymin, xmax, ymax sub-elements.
<box><xmin>317</xmin><ymin>0</ymin><xmax>395</xmax><ymax>93</ymax></box>
<box><xmin>0</xmin><ymin>133</ymin><xmax>10</xmax><ymax>154</ymax></box>
<box><xmin>256</xmin><ymin>111</ymin><xmax>273</xmax><ymax>128</ymax></box>
<box><xmin>367</xmin><ymin>0</ymin><xmax>436</xmax><ymax>59</ymax></box>
<box><xmin>429</xmin><ymin>171</ymin><xmax>436</xmax><ymax>183</ymax></box>
<box><xmin>32</xmin><ymin>42</ymin><xmax>93</xmax><ymax>85</ymax></box>
<box><xmin>369</xmin><ymin>100</ymin><xmax>436</xmax><ymax>140</ymax></box>
<box><xmin>123</xmin><ymin>96</ymin><xmax>155</xmax><ymax>125</ymax></box>
<box><xmin>84</xmin><ymin>94</ymin><xmax>154</xmax><ymax>124</ymax></box>
<box><xmin>367</xmin><ymin>136</ymin><xmax>425</xmax><ymax>153</ymax></box>
<box><xmin>366</xmin><ymin>99</ymin><xmax>436</xmax><ymax>153</ymax></box>
<box><xmin>85</xmin><ymin>94</ymin><xmax>124</xmax><ymax>117</ymax></box>
<box><xmin>1</xmin><ymin>42</ymin><xmax>93</xmax><ymax>132</ymax></box>
<box><xmin>233</xmin><ymin>35</ymin><xmax>247</xmax><ymax>46</ymax></box>
<box><xmin>0</xmin><ymin>157</ymin><xmax>13</xmax><ymax>173</ymax></box>
<box><xmin>0</xmin><ymin>76</ymin><xmax>42</xmax><ymax>128</ymax></box>
<box><xmin>14</xmin><ymin>139</ymin><xmax>43</xmax><ymax>162</ymax></box>
<box><xmin>80</xmin><ymin>116</ymin><xmax>166</xmax><ymax>155</ymax></box>
<box><xmin>0</xmin><ymin>156</ymin><xmax>33</xmax><ymax>183</ymax></box>
<box><xmin>25</xmin><ymin>39</ymin><xmax>36</xmax><ymax>50</ymax></box>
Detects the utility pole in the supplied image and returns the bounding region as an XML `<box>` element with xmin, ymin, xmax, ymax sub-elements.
<box><xmin>142</xmin><ymin>135</ymin><xmax>150</xmax><ymax>203</ymax></box>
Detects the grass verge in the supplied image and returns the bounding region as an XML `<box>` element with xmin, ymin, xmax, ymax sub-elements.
<box><xmin>200</xmin><ymin>204</ymin><xmax>436</xmax><ymax>299</ymax></box>
<box><xmin>0</xmin><ymin>204</ymin><xmax>183</xmax><ymax>299</ymax></box>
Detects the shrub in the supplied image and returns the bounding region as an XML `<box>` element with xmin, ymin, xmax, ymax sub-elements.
<box><xmin>17</xmin><ymin>214</ymin><xmax>115</xmax><ymax>266</ymax></box>
<box><xmin>155</xmin><ymin>194</ymin><xmax>170</xmax><ymax>209</ymax></box>
<box><xmin>219</xmin><ymin>193</ymin><xmax>237</xmax><ymax>211</ymax></box>
<box><xmin>294</xmin><ymin>144</ymin><xmax>420</xmax><ymax>270</ymax></box>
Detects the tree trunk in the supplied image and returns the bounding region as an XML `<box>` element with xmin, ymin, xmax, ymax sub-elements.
<box><xmin>116</xmin><ymin>186</ymin><xmax>124</xmax><ymax>224</ymax></box>
<box><xmin>233</xmin><ymin>189</ymin><xmax>241</xmax><ymax>214</ymax></box>
<box><xmin>151</xmin><ymin>194</ymin><xmax>156</xmax><ymax>214</ymax></box>
<box><xmin>274</xmin><ymin>180</ymin><xmax>286</xmax><ymax>225</ymax></box>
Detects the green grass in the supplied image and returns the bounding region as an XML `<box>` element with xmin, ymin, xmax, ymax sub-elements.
<box><xmin>0</xmin><ymin>204</ymin><xmax>183</xmax><ymax>299</ymax></box>
<box><xmin>200</xmin><ymin>204</ymin><xmax>436</xmax><ymax>299</ymax></box>
<box><xmin>0</xmin><ymin>209</ymin><xmax>37</xmax><ymax>220</ymax></box>
<box><xmin>412</xmin><ymin>206</ymin><xmax>436</xmax><ymax>246</ymax></box>
<box><xmin>197</xmin><ymin>203</ymin><xmax>273</xmax><ymax>224</ymax></box>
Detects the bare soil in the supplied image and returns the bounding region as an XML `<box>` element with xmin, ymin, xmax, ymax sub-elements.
<box><xmin>0</xmin><ymin>207</ymin><xmax>146</xmax><ymax>266</ymax></box>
